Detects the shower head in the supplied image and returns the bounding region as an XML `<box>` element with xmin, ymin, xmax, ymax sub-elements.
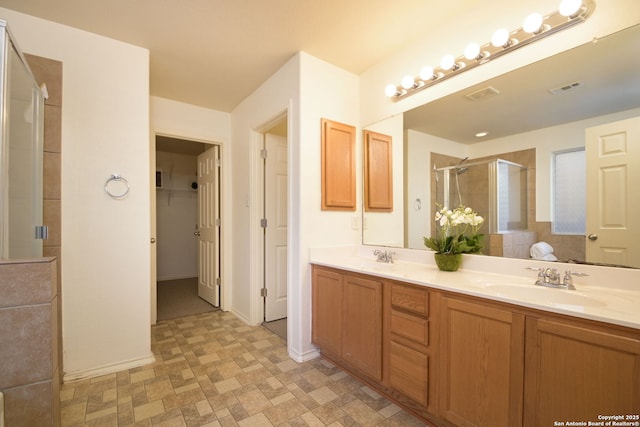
<box><xmin>456</xmin><ymin>157</ymin><xmax>470</xmax><ymax>175</ymax></box>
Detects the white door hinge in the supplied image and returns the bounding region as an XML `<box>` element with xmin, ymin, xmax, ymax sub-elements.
<box><xmin>260</xmin><ymin>218</ymin><xmax>267</xmax><ymax>228</ymax></box>
<box><xmin>261</xmin><ymin>288</ymin><xmax>267</xmax><ymax>297</ymax></box>
<box><xmin>260</xmin><ymin>149</ymin><xmax>267</xmax><ymax>159</ymax></box>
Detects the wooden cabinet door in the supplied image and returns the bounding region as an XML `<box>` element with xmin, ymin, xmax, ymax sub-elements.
<box><xmin>311</xmin><ymin>267</ymin><xmax>343</xmax><ymax>357</ymax></box>
<box><xmin>342</xmin><ymin>274</ymin><xmax>383</xmax><ymax>381</ymax></box>
<box><xmin>364</xmin><ymin>130</ymin><xmax>393</xmax><ymax>212</ymax></box>
<box><xmin>439</xmin><ymin>296</ymin><xmax>525</xmax><ymax>427</ymax></box>
<box><xmin>524</xmin><ymin>317</ymin><xmax>640</xmax><ymax>426</ymax></box>
<box><xmin>321</xmin><ymin>118</ymin><xmax>356</xmax><ymax>211</ymax></box>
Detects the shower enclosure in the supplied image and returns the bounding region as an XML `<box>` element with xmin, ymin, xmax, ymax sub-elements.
<box><xmin>0</xmin><ymin>20</ymin><xmax>45</xmax><ymax>258</ymax></box>
<box><xmin>434</xmin><ymin>159</ymin><xmax>528</xmax><ymax>236</ymax></box>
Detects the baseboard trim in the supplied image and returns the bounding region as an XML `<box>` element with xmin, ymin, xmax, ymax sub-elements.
<box><xmin>289</xmin><ymin>346</ymin><xmax>320</xmax><ymax>363</ymax></box>
<box><xmin>229</xmin><ymin>308</ymin><xmax>254</xmax><ymax>326</ymax></box>
<box><xmin>63</xmin><ymin>353</ymin><xmax>156</xmax><ymax>383</ymax></box>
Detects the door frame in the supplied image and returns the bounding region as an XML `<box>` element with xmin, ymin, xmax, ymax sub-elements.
<box><xmin>151</xmin><ymin>133</ymin><xmax>227</xmax><ymax>324</ymax></box>
<box><xmin>248</xmin><ymin>110</ymin><xmax>290</xmax><ymax>326</ymax></box>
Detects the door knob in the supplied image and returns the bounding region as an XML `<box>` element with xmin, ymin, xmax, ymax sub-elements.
<box><xmin>150</xmin><ymin>237</ymin><xmax>156</xmax><ymax>244</ymax></box>
<box><xmin>194</xmin><ymin>231</ymin><xmax>201</xmax><ymax>237</ymax></box>
<box><xmin>588</xmin><ymin>233</ymin><xmax>598</xmax><ymax>241</ymax></box>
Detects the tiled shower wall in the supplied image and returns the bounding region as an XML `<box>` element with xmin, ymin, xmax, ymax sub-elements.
<box><xmin>0</xmin><ymin>258</ymin><xmax>59</xmax><ymax>426</ymax></box>
<box><xmin>25</xmin><ymin>53</ymin><xmax>63</xmax><ymax>291</ymax></box>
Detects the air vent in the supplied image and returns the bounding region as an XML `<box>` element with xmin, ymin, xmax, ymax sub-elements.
<box><xmin>465</xmin><ymin>86</ymin><xmax>501</xmax><ymax>102</ymax></box>
<box><xmin>548</xmin><ymin>81</ymin><xmax>584</xmax><ymax>95</ymax></box>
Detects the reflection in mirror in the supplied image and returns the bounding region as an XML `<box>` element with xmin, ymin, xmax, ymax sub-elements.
<box><xmin>362</xmin><ymin>114</ymin><xmax>404</xmax><ymax>247</ymax></box>
<box><xmin>434</xmin><ymin>158</ymin><xmax>528</xmax><ymax>236</ymax></box>
<box><xmin>363</xmin><ymin>24</ymin><xmax>640</xmax><ymax>269</ymax></box>
<box><xmin>364</xmin><ymin>130</ymin><xmax>394</xmax><ymax>212</ymax></box>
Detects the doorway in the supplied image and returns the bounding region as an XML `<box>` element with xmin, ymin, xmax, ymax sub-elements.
<box><xmin>261</xmin><ymin>115</ymin><xmax>288</xmax><ymax>338</ymax></box>
<box><xmin>155</xmin><ymin>135</ymin><xmax>221</xmax><ymax>320</ymax></box>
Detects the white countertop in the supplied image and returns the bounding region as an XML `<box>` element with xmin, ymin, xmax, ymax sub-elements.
<box><xmin>309</xmin><ymin>246</ymin><xmax>640</xmax><ymax>330</ymax></box>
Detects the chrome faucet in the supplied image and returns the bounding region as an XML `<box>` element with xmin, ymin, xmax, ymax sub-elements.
<box><xmin>561</xmin><ymin>270</ymin><xmax>589</xmax><ymax>289</ymax></box>
<box><xmin>539</xmin><ymin>267</ymin><xmax>561</xmax><ymax>287</ymax></box>
<box><xmin>374</xmin><ymin>249</ymin><xmax>395</xmax><ymax>263</ymax></box>
<box><xmin>527</xmin><ymin>267</ymin><xmax>588</xmax><ymax>290</ymax></box>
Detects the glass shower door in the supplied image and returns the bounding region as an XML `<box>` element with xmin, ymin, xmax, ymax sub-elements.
<box><xmin>0</xmin><ymin>22</ymin><xmax>45</xmax><ymax>258</ymax></box>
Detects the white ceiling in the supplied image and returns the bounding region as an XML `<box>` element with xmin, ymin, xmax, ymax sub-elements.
<box><xmin>0</xmin><ymin>0</ymin><xmax>477</xmax><ymax>112</ymax></box>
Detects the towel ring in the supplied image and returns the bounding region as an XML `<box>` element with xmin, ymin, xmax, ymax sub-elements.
<box><xmin>105</xmin><ymin>174</ymin><xmax>130</xmax><ymax>199</ymax></box>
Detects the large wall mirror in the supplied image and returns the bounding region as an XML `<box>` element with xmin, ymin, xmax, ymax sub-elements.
<box><xmin>363</xmin><ymin>23</ymin><xmax>640</xmax><ymax>269</ymax></box>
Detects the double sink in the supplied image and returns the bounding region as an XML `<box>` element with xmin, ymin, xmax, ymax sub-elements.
<box><xmin>357</xmin><ymin>259</ymin><xmax>619</xmax><ymax>310</ymax></box>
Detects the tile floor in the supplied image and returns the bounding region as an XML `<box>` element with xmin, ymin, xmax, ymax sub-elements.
<box><xmin>61</xmin><ymin>310</ymin><xmax>428</xmax><ymax>426</ymax></box>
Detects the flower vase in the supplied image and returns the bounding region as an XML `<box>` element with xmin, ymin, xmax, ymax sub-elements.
<box><xmin>434</xmin><ymin>253</ymin><xmax>462</xmax><ymax>272</ymax></box>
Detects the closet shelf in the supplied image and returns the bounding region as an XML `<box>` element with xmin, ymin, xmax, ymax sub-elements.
<box><xmin>156</xmin><ymin>188</ymin><xmax>197</xmax><ymax>193</ymax></box>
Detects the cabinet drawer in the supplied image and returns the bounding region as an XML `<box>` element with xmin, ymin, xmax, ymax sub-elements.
<box><xmin>389</xmin><ymin>341</ymin><xmax>428</xmax><ymax>407</ymax></box>
<box><xmin>391</xmin><ymin>310</ymin><xmax>429</xmax><ymax>346</ymax></box>
<box><xmin>391</xmin><ymin>283</ymin><xmax>428</xmax><ymax>316</ymax></box>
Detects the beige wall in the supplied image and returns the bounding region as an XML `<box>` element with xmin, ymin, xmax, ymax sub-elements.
<box><xmin>1</xmin><ymin>7</ymin><xmax>154</xmax><ymax>379</ymax></box>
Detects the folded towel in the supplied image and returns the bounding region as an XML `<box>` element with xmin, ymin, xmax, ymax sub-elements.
<box><xmin>536</xmin><ymin>253</ymin><xmax>558</xmax><ymax>261</ymax></box>
<box><xmin>530</xmin><ymin>241</ymin><xmax>555</xmax><ymax>259</ymax></box>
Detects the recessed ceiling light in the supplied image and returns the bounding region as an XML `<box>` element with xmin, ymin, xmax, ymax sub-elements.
<box><xmin>476</xmin><ymin>131</ymin><xmax>489</xmax><ymax>138</ymax></box>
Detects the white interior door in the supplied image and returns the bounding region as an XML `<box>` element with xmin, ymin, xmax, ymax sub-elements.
<box><xmin>585</xmin><ymin>116</ymin><xmax>640</xmax><ymax>268</ymax></box>
<box><xmin>264</xmin><ymin>134</ymin><xmax>288</xmax><ymax>321</ymax></box>
<box><xmin>197</xmin><ymin>146</ymin><xmax>220</xmax><ymax>306</ymax></box>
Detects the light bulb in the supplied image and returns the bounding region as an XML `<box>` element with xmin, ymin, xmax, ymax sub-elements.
<box><xmin>464</xmin><ymin>43</ymin><xmax>481</xmax><ymax>60</ymax></box>
<box><xmin>440</xmin><ymin>54</ymin><xmax>455</xmax><ymax>70</ymax></box>
<box><xmin>384</xmin><ymin>84</ymin><xmax>397</xmax><ymax>98</ymax></box>
<box><xmin>419</xmin><ymin>66</ymin><xmax>435</xmax><ymax>81</ymax></box>
<box><xmin>401</xmin><ymin>75</ymin><xmax>415</xmax><ymax>90</ymax></box>
<box><xmin>523</xmin><ymin>12</ymin><xmax>543</xmax><ymax>33</ymax></box>
<box><xmin>559</xmin><ymin>0</ymin><xmax>582</xmax><ymax>16</ymax></box>
<box><xmin>491</xmin><ymin>28</ymin><xmax>510</xmax><ymax>47</ymax></box>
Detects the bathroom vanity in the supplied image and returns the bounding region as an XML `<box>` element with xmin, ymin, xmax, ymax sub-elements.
<box><xmin>310</xmin><ymin>247</ymin><xmax>640</xmax><ymax>427</ymax></box>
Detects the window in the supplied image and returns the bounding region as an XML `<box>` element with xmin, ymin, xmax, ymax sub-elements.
<box><xmin>552</xmin><ymin>149</ymin><xmax>585</xmax><ymax>234</ymax></box>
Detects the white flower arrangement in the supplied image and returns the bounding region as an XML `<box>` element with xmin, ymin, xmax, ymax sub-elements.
<box><xmin>425</xmin><ymin>205</ymin><xmax>485</xmax><ymax>254</ymax></box>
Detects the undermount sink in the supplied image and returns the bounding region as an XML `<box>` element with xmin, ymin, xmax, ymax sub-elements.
<box><xmin>482</xmin><ymin>283</ymin><xmax>606</xmax><ymax>308</ymax></box>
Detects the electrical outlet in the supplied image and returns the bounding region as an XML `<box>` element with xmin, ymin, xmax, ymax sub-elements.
<box><xmin>351</xmin><ymin>215</ymin><xmax>360</xmax><ymax>230</ymax></box>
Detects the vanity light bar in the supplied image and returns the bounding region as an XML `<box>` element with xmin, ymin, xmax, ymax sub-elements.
<box><xmin>385</xmin><ymin>0</ymin><xmax>595</xmax><ymax>101</ymax></box>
